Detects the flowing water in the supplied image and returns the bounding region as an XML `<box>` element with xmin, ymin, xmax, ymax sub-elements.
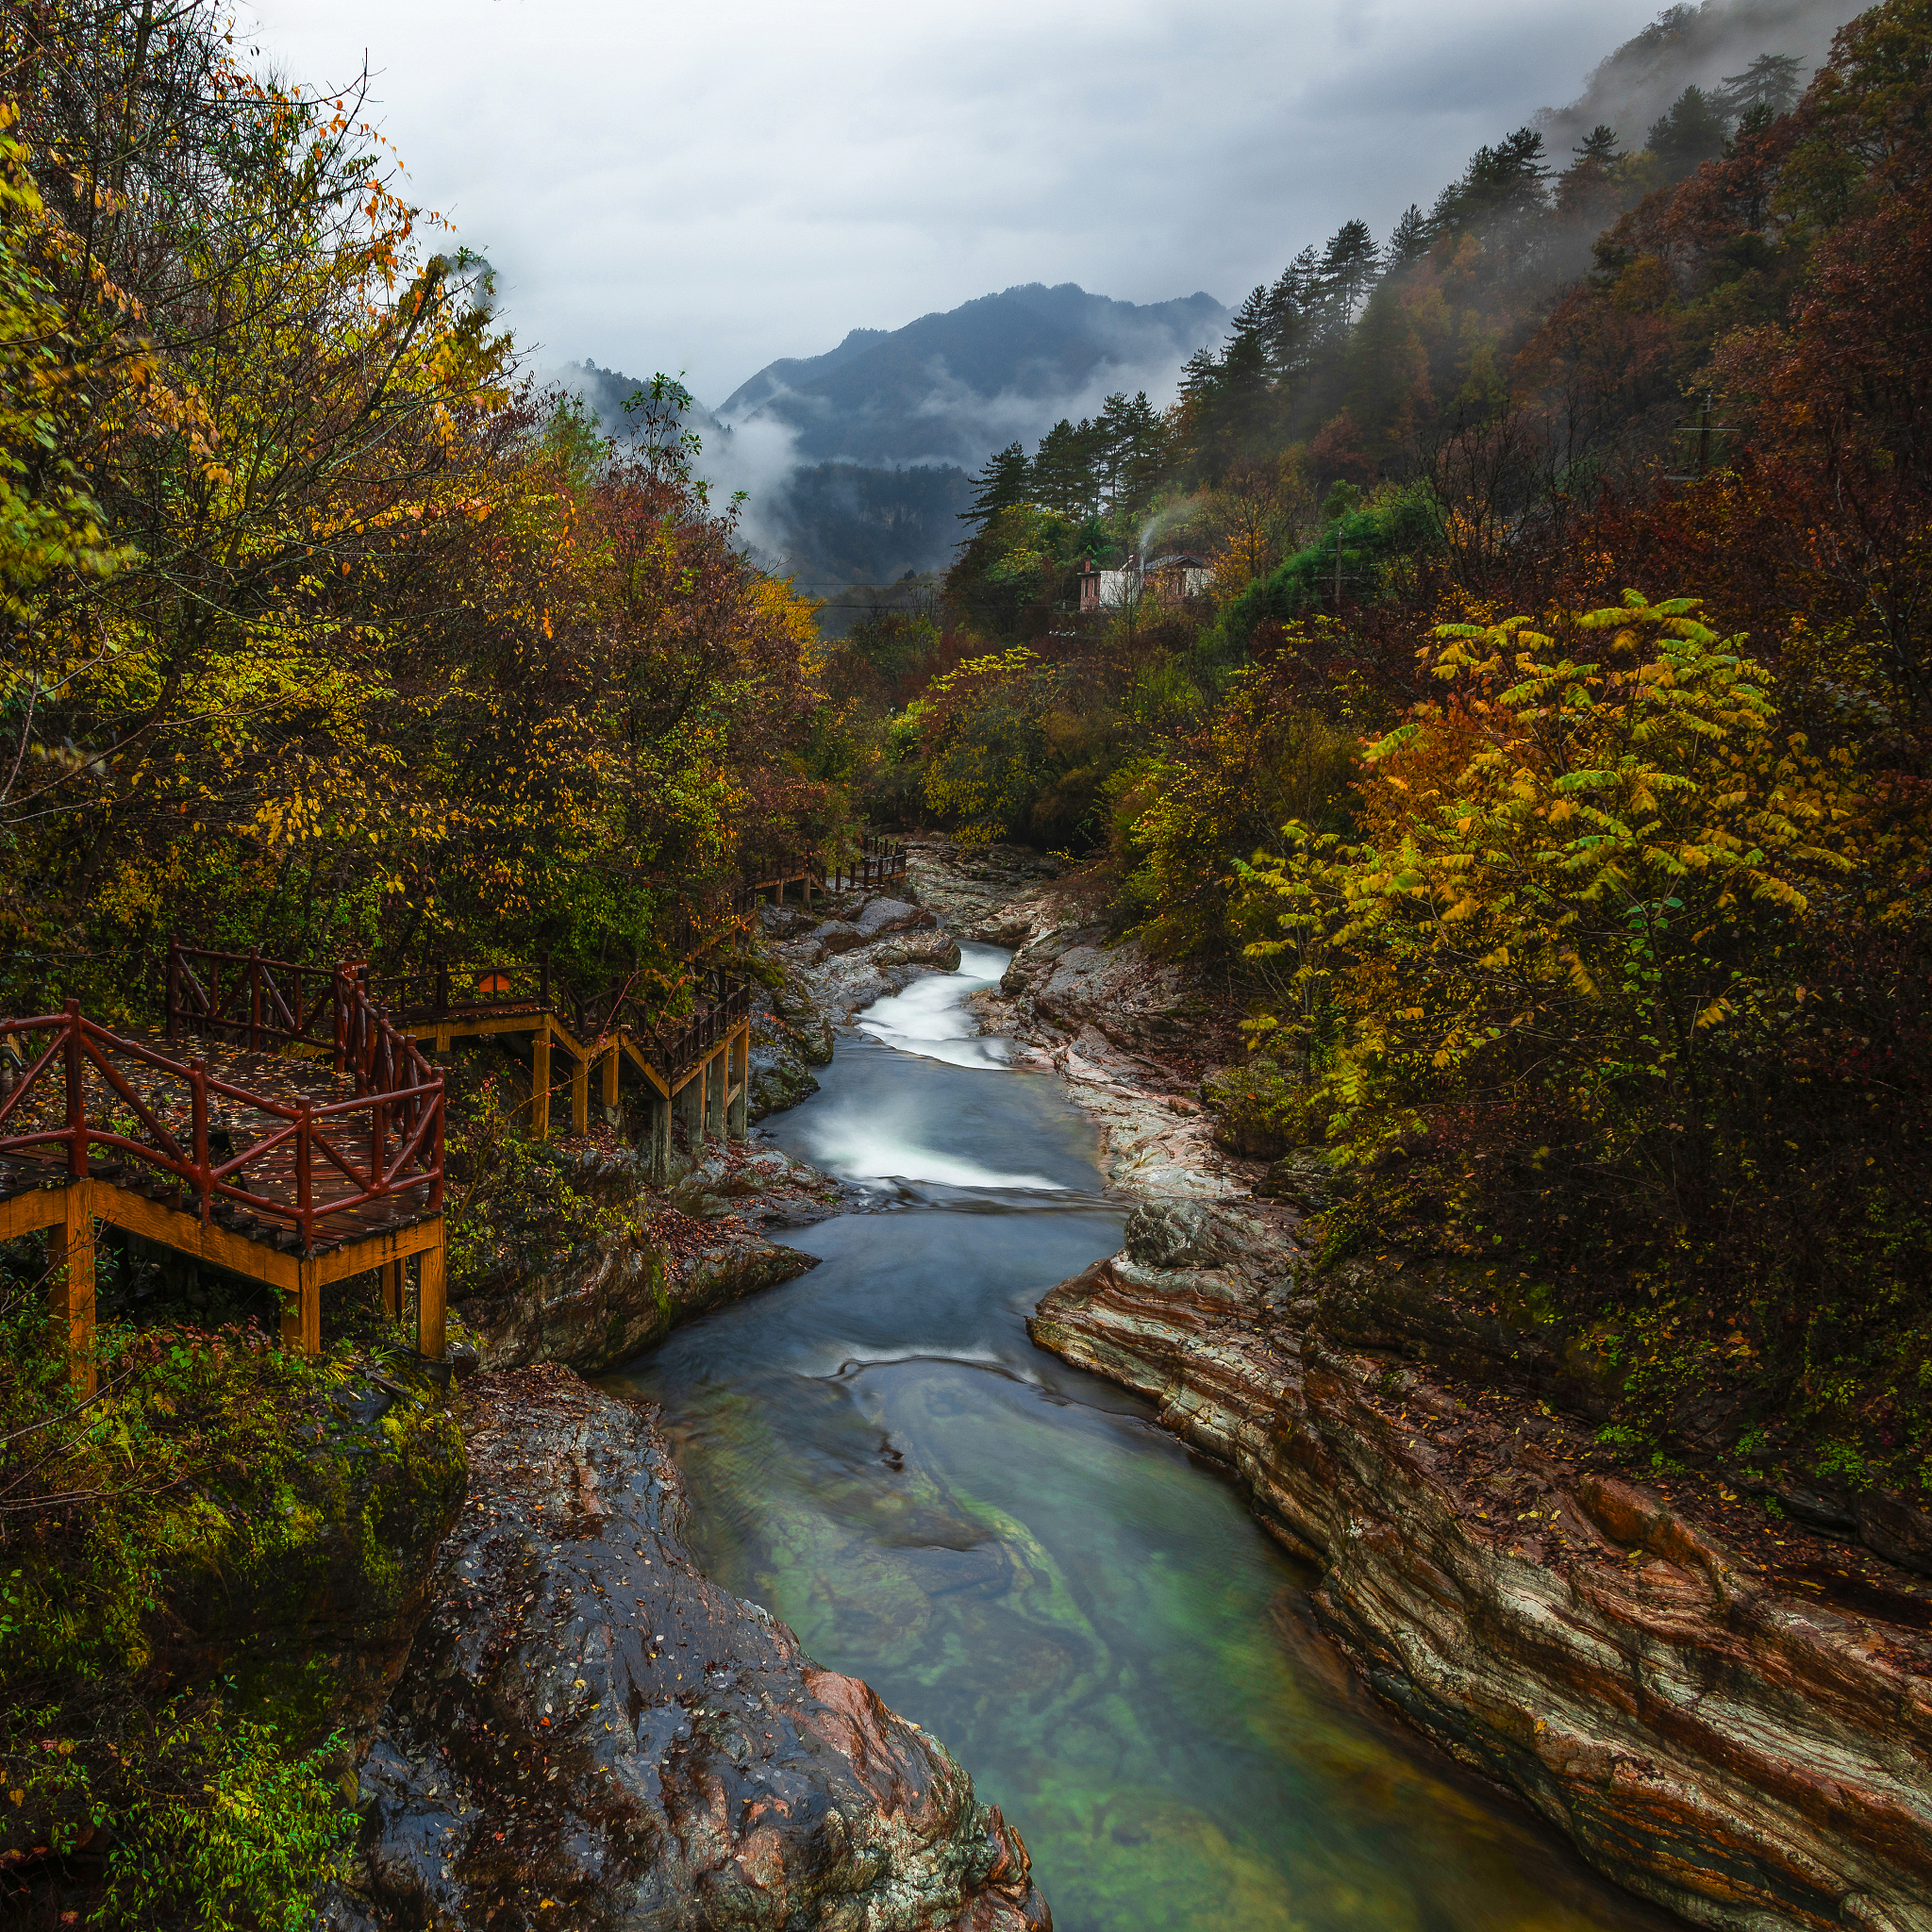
<box><xmin>612</xmin><ymin>946</ymin><xmax>1666</xmax><ymax>1932</ymax></box>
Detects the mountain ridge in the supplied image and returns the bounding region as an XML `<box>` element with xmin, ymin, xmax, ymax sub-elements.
<box><xmin>714</xmin><ymin>280</ymin><xmax>1228</xmax><ymax>469</ymax></box>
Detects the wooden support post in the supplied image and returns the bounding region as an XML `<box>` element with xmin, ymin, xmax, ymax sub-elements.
<box><xmin>383</xmin><ymin>1257</ymin><xmax>404</xmax><ymax>1318</ymax></box>
<box><xmin>646</xmin><ymin>1092</ymin><xmax>672</xmax><ymax>1180</ymax></box>
<box><xmin>44</xmin><ymin>1187</ymin><xmax>96</xmax><ymax>1396</ymax></box>
<box><xmin>418</xmin><ymin>1236</ymin><xmax>446</xmax><ymax>1360</ymax></box>
<box><xmin>708</xmin><ymin>1049</ymin><xmax>725</xmax><ymax>1142</ymax></box>
<box><xmin>601</xmin><ymin>1045</ymin><xmax>619</xmax><ymax>1114</ymax></box>
<box><xmin>729</xmin><ymin>1027</ymin><xmax>749</xmax><ymax>1141</ymax></box>
<box><xmin>676</xmin><ymin>1070</ymin><xmax>702</xmax><ymax>1152</ymax></box>
<box><xmin>571</xmin><ymin>1049</ymin><xmax>589</xmax><ymax>1138</ymax></box>
<box><xmin>532</xmin><ymin>1026</ymin><xmax>552</xmax><ymax>1140</ymax></box>
<box><xmin>281</xmin><ymin>1257</ymin><xmax>321</xmax><ymax>1356</ymax></box>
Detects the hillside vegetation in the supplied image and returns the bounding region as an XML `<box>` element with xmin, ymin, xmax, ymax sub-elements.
<box><xmin>0</xmin><ymin>4</ymin><xmax>843</xmax><ymax>1923</ymax></box>
<box><xmin>835</xmin><ymin>0</ymin><xmax>1932</xmax><ymax>1509</ymax></box>
<box><xmin>0</xmin><ymin>5</ymin><xmax>842</xmax><ymax>1027</ymax></box>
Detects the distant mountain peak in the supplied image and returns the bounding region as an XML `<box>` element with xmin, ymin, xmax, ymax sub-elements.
<box><xmin>714</xmin><ymin>281</ymin><xmax>1228</xmax><ymax>470</ymax></box>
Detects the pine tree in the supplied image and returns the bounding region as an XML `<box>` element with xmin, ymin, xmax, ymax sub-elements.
<box><xmin>1717</xmin><ymin>52</ymin><xmax>1803</xmax><ymax>119</ymax></box>
<box><xmin>1557</xmin><ymin>125</ymin><xmax>1624</xmax><ymax>224</ymax></box>
<box><xmin>1317</xmin><ymin>220</ymin><xmax>1377</xmax><ymax>338</ymax></box>
<box><xmin>1094</xmin><ymin>391</ymin><xmax>1165</xmax><ymax>511</ymax></box>
<box><xmin>1647</xmin><ymin>85</ymin><xmax>1728</xmax><ymax>178</ymax></box>
<box><xmin>1032</xmin><ymin>419</ymin><xmax>1100</xmax><ymax>519</ymax></box>
<box><xmin>1115</xmin><ymin>392</ymin><xmax>1170</xmax><ymax>506</ymax></box>
<box><xmin>1262</xmin><ymin>246</ymin><xmax>1321</xmax><ymax>384</ymax></box>
<box><xmin>1385</xmin><ymin>205</ymin><xmax>1429</xmax><ymax>270</ymax></box>
<box><xmin>958</xmin><ymin>441</ymin><xmax>1033</xmax><ymax>532</ymax></box>
<box><xmin>1430</xmin><ymin>126</ymin><xmax>1550</xmax><ymax>241</ymax></box>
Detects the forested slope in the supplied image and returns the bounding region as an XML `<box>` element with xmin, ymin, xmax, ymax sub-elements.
<box><xmin>0</xmin><ymin>6</ymin><xmax>848</xmax><ymax>1922</ymax></box>
<box><xmin>0</xmin><ymin>11</ymin><xmax>841</xmax><ymax>1026</ymax></box>
<box><xmin>834</xmin><ymin>0</ymin><xmax>1932</xmax><ymax>1526</ymax></box>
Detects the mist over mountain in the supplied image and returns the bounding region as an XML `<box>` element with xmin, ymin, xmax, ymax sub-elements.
<box><xmin>715</xmin><ymin>282</ymin><xmax>1229</xmax><ymax>470</ymax></box>
<box><xmin>1537</xmin><ymin>0</ymin><xmax>1850</xmax><ymax>154</ymax></box>
<box><xmin>551</xmin><ymin>358</ymin><xmax>974</xmax><ymax>588</ymax></box>
<box><xmin>553</xmin><ymin>282</ymin><xmax>1226</xmax><ymax>589</ymax></box>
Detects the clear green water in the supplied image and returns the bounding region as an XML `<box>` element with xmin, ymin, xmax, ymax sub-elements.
<box><xmin>611</xmin><ymin>958</ymin><xmax>1667</xmax><ymax>1932</ymax></box>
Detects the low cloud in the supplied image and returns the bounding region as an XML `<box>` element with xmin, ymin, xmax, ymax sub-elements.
<box><xmin>248</xmin><ymin>0</ymin><xmax>1740</xmax><ymax>404</ymax></box>
<box><xmin>1538</xmin><ymin>0</ymin><xmax>1851</xmax><ymax>154</ymax></box>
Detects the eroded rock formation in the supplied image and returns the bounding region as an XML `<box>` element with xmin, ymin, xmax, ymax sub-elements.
<box><xmin>1030</xmin><ymin>1205</ymin><xmax>1932</xmax><ymax>1932</ymax></box>
<box><xmin>446</xmin><ymin>1143</ymin><xmax>832</xmax><ymax>1377</ymax></box>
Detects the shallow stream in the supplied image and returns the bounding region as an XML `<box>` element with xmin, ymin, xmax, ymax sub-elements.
<box><xmin>613</xmin><ymin>946</ymin><xmax>1665</xmax><ymax>1932</ymax></box>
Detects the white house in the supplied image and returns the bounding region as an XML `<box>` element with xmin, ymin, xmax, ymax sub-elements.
<box><xmin>1076</xmin><ymin>551</ymin><xmax>1214</xmax><ymax>613</ymax></box>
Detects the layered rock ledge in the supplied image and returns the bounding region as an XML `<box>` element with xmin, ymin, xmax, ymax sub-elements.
<box><xmin>448</xmin><ymin>1142</ymin><xmax>826</xmax><ymax>1379</ymax></box>
<box><xmin>1029</xmin><ymin>1205</ymin><xmax>1932</xmax><ymax>1932</ymax></box>
<box><xmin>338</xmin><ymin>1365</ymin><xmax>1049</xmax><ymax>1931</ymax></box>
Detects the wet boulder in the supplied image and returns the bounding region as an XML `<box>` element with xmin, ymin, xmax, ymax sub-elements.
<box><xmin>342</xmin><ymin>1366</ymin><xmax>1049</xmax><ymax>1931</ymax></box>
<box><xmin>1124</xmin><ymin>1201</ymin><xmax>1246</xmax><ymax>1271</ymax></box>
<box><xmin>850</xmin><ymin>896</ymin><xmax>935</xmax><ymax>942</ymax></box>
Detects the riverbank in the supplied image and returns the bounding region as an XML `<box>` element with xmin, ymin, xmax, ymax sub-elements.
<box><xmin>311</xmin><ymin>882</ymin><xmax>1058</xmax><ymax>1929</ymax></box>
<box><xmin>615</xmin><ymin>958</ymin><xmax>1669</xmax><ymax>1932</ymax></box>
<box><xmin>439</xmin><ymin>887</ymin><xmax>967</xmax><ymax>1376</ymax></box>
<box><xmin>897</xmin><ymin>838</ymin><xmax>1932</xmax><ymax>1932</ymax></box>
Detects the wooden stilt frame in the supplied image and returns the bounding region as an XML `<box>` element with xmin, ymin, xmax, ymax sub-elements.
<box><xmin>531</xmin><ymin>1028</ymin><xmax>552</xmax><ymax>1139</ymax></box>
<box><xmin>729</xmin><ymin>1029</ymin><xmax>749</xmax><ymax>1139</ymax></box>
<box><xmin>42</xmin><ymin>1189</ymin><xmax>97</xmax><ymax>1397</ymax></box>
<box><xmin>0</xmin><ymin>1180</ymin><xmax>448</xmax><ymax>1385</ymax></box>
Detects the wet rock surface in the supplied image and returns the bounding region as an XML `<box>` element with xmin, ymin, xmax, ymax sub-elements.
<box><xmin>768</xmin><ymin>894</ymin><xmax>953</xmax><ymax>1023</ymax></box>
<box><xmin>449</xmin><ymin>1143</ymin><xmax>825</xmax><ymax>1378</ymax></box>
<box><xmin>902</xmin><ymin>840</ymin><xmax>1059</xmax><ymax>942</ymax></box>
<box><xmin>1028</xmin><ymin>1212</ymin><xmax>1932</xmax><ymax>1932</ymax></box>
<box><xmin>340</xmin><ymin>1365</ymin><xmax>1050</xmax><ymax>1931</ymax></box>
<box><xmin>902</xmin><ymin>842</ymin><xmax>1257</xmax><ymax>1202</ymax></box>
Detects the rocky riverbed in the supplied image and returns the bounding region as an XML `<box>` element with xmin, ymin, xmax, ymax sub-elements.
<box><xmin>892</xmin><ymin>838</ymin><xmax>1932</xmax><ymax>1932</ymax></box>
<box><xmin>322</xmin><ymin>877</ymin><xmax>1057</xmax><ymax>1929</ymax></box>
<box><xmin>1030</xmin><ymin>1209</ymin><xmax>1932</xmax><ymax>1932</ymax></box>
<box><xmin>332</xmin><ymin>842</ymin><xmax>1931</xmax><ymax>1932</ymax></box>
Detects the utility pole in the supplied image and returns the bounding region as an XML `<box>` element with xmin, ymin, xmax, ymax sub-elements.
<box><xmin>1670</xmin><ymin>389</ymin><xmax>1738</xmax><ymax>481</ymax></box>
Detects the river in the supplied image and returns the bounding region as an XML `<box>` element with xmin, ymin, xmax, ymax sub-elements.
<box><xmin>613</xmin><ymin>945</ymin><xmax>1667</xmax><ymax>1932</ymax></box>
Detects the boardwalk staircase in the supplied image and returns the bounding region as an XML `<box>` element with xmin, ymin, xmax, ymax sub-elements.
<box><xmin>1</xmin><ymin>968</ymin><xmax>446</xmax><ymax>1391</ymax></box>
<box><xmin>0</xmin><ymin>838</ymin><xmax>909</xmax><ymax>1386</ymax></box>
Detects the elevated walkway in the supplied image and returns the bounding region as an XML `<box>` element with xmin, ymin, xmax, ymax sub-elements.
<box><xmin>1</xmin><ymin>975</ymin><xmax>446</xmax><ymax>1389</ymax></box>
<box><xmin>2</xmin><ymin>835</ymin><xmax>911</xmax><ymax>1387</ymax></box>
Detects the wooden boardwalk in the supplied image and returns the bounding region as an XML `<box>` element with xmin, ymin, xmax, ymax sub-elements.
<box><xmin>1</xmin><ymin>979</ymin><xmax>446</xmax><ymax>1389</ymax></box>
<box><xmin>2</xmin><ymin>834</ymin><xmax>910</xmax><ymax>1388</ymax></box>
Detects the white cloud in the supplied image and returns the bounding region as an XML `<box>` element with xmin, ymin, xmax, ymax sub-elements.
<box><xmin>246</xmin><ymin>0</ymin><xmax>1718</xmax><ymax>402</ymax></box>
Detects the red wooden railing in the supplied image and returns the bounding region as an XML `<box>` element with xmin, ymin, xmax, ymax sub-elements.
<box><xmin>751</xmin><ymin>832</ymin><xmax>907</xmax><ymax>900</ymax></box>
<box><xmin>373</xmin><ymin>958</ymin><xmax>551</xmax><ymax>1025</ymax></box>
<box><xmin>824</xmin><ymin>832</ymin><xmax>908</xmax><ymax>896</ymax></box>
<box><xmin>166</xmin><ymin>941</ymin><xmax>341</xmax><ymax>1055</ymax></box>
<box><xmin>661</xmin><ymin>879</ymin><xmax>762</xmax><ymax>962</ymax></box>
<box><xmin>5</xmin><ymin>974</ymin><xmax>442</xmax><ymax>1252</ymax></box>
<box><xmin>375</xmin><ymin>958</ymin><xmax>749</xmax><ymax>1093</ymax></box>
<box><xmin>638</xmin><ymin>974</ymin><xmax>752</xmax><ymax>1085</ymax></box>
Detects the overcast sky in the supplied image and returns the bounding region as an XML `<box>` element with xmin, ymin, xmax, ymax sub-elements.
<box><xmin>248</xmin><ymin>0</ymin><xmax>1669</xmax><ymax>407</ymax></box>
